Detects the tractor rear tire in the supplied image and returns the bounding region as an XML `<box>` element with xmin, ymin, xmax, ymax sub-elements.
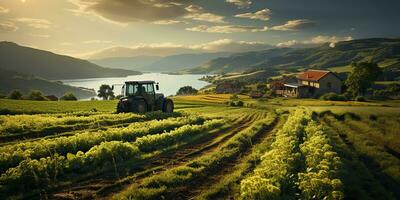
<box><xmin>162</xmin><ymin>99</ymin><xmax>174</xmax><ymax>113</ymax></box>
<box><xmin>135</xmin><ymin>100</ymin><xmax>147</xmax><ymax>114</ymax></box>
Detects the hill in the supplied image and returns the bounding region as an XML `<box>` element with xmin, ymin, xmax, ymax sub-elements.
<box><xmin>144</xmin><ymin>52</ymin><xmax>232</xmax><ymax>72</ymax></box>
<box><xmin>0</xmin><ymin>69</ymin><xmax>95</xmax><ymax>99</ymax></box>
<box><xmin>90</xmin><ymin>55</ymin><xmax>162</xmax><ymax>71</ymax></box>
<box><xmin>91</xmin><ymin>52</ymin><xmax>232</xmax><ymax>72</ymax></box>
<box><xmin>190</xmin><ymin>38</ymin><xmax>400</xmax><ymax>74</ymax></box>
<box><xmin>0</xmin><ymin>42</ymin><xmax>141</xmax><ymax>80</ymax></box>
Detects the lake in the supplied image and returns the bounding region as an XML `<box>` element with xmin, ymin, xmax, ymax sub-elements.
<box><xmin>61</xmin><ymin>73</ymin><xmax>209</xmax><ymax>97</ymax></box>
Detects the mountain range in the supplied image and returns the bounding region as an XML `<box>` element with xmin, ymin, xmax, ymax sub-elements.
<box><xmin>0</xmin><ymin>68</ymin><xmax>95</xmax><ymax>99</ymax></box>
<box><xmin>0</xmin><ymin>41</ymin><xmax>141</xmax><ymax>80</ymax></box>
<box><xmin>190</xmin><ymin>38</ymin><xmax>400</xmax><ymax>74</ymax></box>
<box><xmin>90</xmin><ymin>52</ymin><xmax>232</xmax><ymax>72</ymax></box>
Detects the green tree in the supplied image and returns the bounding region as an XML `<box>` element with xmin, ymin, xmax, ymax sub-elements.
<box><xmin>345</xmin><ymin>62</ymin><xmax>381</xmax><ymax>97</ymax></box>
<box><xmin>8</xmin><ymin>90</ymin><xmax>23</xmax><ymax>100</ymax></box>
<box><xmin>97</xmin><ymin>84</ymin><xmax>114</xmax><ymax>100</ymax></box>
<box><xmin>60</xmin><ymin>92</ymin><xmax>78</xmax><ymax>101</ymax></box>
<box><xmin>176</xmin><ymin>86</ymin><xmax>198</xmax><ymax>96</ymax></box>
<box><xmin>28</xmin><ymin>90</ymin><xmax>47</xmax><ymax>101</ymax></box>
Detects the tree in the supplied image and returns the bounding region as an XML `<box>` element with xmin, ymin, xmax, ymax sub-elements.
<box><xmin>97</xmin><ymin>84</ymin><xmax>114</xmax><ymax>100</ymax></box>
<box><xmin>345</xmin><ymin>62</ymin><xmax>381</xmax><ymax>97</ymax></box>
<box><xmin>28</xmin><ymin>90</ymin><xmax>47</xmax><ymax>101</ymax></box>
<box><xmin>60</xmin><ymin>92</ymin><xmax>78</xmax><ymax>101</ymax></box>
<box><xmin>8</xmin><ymin>90</ymin><xmax>23</xmax><ymax>100</ymax></box>
<box><xmin>176</xmin><ymin>86</ymin><xmax>198</xmax><ymax>96</ymax></box>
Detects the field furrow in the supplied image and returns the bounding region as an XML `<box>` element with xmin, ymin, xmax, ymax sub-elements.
<box><xmin>112</xmin><ymin>112</ymin><xmax>277</xmax><ymax>200</ymax></box>
<box><xmin>50</xmin><ymin>113</ymin><xmax>260</xmax><ymax>199</ymax></box>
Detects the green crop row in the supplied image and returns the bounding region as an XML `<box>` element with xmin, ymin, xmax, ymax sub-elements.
<box><xmin>298</xmin><ymin>121</ymin><xmax>343</xmax><ymax>199</ymax></box>
<box><xmin>0</xmin><ymin>119</ymin><xmax>225</xmax><ymax>195</ymax></box>
<box><xmin>114</xmin><ymin>112</ymin><xmax>277</xmax><ymax>200</ymax></box>
<box><xmin>0</xmin><ymin>116</ymin><xmax>205</xmax><ymax>174</ymax></box>
<box><xmin>240</xmin><ymin>109</ymin><xmax>309</xmax><ymax>200</ymax></box>
<box><xmin>0</xmin><ymin>112</ymin><xmax>181</xmax><ymax>138</ymax></box>
<box><xmin>240</xmin><ymin>109</ymin><xmax>344</xmax><ymax>200</ymax></box>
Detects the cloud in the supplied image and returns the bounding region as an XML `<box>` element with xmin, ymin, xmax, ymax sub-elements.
<box><xmin>184</xmin><ymin>5</ymin><xmax>225</xmax><ymax>23</ymax></box>
<box><xmin>15</xmin><ymin>18</ymin><xmax>51</xmax><ymax>29</ymax></box>
<box><xmin>226</xmin><ymin>0</ymin><xmax>251</xmax><ymax>8</ymax></box>
<box><xmin>0</xmin><ymin>22</ymin><xmax>18</xmax><ymax>32</ymax></box>
<box><xmin>59</xmin><ymin>42</ymin><xmax>73</xmax><ymax>46</ymax></box>
<box><xmin>69</xmin><ymin>0</ymin><xmax>224</xmax><ymax>24</ymax></box>
<box><xmin>84</xmin><ymin>39</ymin><xmax>273</xmax><ymax>59</ymax></box>
<box><xmin>83</xmin><ymin>40</ymin><xmax>113</xmax><ymax>44</ymax></box>
<box><xmin>69</xmin><ymin>0</ymin><xmax>187</xmax><ymax>24</ymax></box>
<box><xmin>186</xmin><ymin>25</ymin><xmax>268</xmax><ymax>33</ymax></box>
<box><xmin>193</xmin><ymin>39</ymin><xmax>273</xmax><ymax>52</ymax></box>
<box><xmin>276</xmin><ymin>40</ymin><xmax>299</xmax><ymax>47</ymax></box>
<box><xmin>153</xmin><ymin>20</ymin><xmax>185</xmax><ymax>25</ymax></box>
<box><xmin>235</xmin><ymin>9</ymin><xmax>271</xmax><ymax>21</ymax></box>
<box><xmin>271</xmin><ymin>19</ymin><xmax>315</xmax><ymax>31</ymax></box>
<box><xmin>277</xmin><ymin>35</ymin><xmax>353</xmax><ymax>48</ymax></box>
<box><xmin>0</xmin><ymin>6</ymin><xmax>9</xmax><ymax>14</ymax></box>
<box><xmin>303</xmin><ymin>35</ymin><xmax>353</xmax><ymax>47</ymax></box>
<box><xmin>30</xmin><ymin>34</ymin><xmax>50</xmax><ymax>38</ymax></box>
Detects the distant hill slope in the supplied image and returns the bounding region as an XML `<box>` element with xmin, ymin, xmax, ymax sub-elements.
<box><xmin>91</xmin><ymin>52</ymin><xmax>232</xmax><ymax>72</ymax></box>
<box><xmin>0</xmin><ymin>42</ymin><xmax>141</xmax><ymax>80</ymax></box>
<box><xmin>190</xmin><ymin>38</ymin><xmax>400</xmax><ymax>74</ymax></box>
<box><xmin>144</xmin><ymin>52</ymin><xmax>232</xmax><ymax>72</ymax></box>
<box><xmin>0</xmin><ymin>69</ymin><xmax>95</xmax><ymax>99</ymax></box>
<box><xmin>90</xmin><ymin>55</ymin><xmax>162</xmax><ymax>71</ymax></box>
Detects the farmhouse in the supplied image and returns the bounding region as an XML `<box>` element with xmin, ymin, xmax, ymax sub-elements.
<box><xmin>274</xmin><ymin>70</ymin><xmax>342</xmax><ymax>98</ymax></box>
<box><xmin>215</xmin><ymin>82</ymin><xmax>241</xmax><ymax>94</ymax></box>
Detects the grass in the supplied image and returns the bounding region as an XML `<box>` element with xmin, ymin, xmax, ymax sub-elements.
<box><xmin>0</xmin><ymin>96</ymin><xmax>399</xmax><ymax>199</ymax></box>
<box><xmin>0</xmin><ymin>99</ymin><xmax>117</xmax><ymax>114</ymax></box>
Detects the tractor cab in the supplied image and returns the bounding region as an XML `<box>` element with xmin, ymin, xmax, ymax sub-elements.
<box><xmin>115</xmin><ymin>81</ymin><xmax>173</xmax><ymax>113</ymax></box>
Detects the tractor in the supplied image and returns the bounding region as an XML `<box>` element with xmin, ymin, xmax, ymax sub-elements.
<box><xmin>114</xmin><ymin>81</ymin><xmax>174</xmax><ymax>113</ymax></box>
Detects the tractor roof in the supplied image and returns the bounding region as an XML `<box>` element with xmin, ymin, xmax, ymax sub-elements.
<box><xmin>125</xmin><ymin>80</ymin><xmax>155</xmax><ymax>84</ymax></box>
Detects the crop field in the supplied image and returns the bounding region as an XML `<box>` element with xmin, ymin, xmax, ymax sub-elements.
<box><xmin>0</xmin><ymin>97</ymin><xmax>399</xmax><ymax>200</ymax></box>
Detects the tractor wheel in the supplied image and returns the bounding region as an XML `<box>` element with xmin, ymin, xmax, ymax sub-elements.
<box><xmin>116</xmin><ymin>102</ymin><xmax>126</xmax><ymax>113</ymax></box>
<box><xmin>162</xmin><ymin>99</ymin><xmax>174</xmax><ymax>113</ymax></box>
<box><xmin>135</xmin><ymin>100</ymin><xmax>147</xmax><ymax>114</ymax></box>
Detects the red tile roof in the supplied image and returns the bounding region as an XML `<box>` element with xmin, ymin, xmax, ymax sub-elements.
<box><xmin>298</xmin><ymin>70</ymin><xmax>331</xmax><ymax>81</ymax></box>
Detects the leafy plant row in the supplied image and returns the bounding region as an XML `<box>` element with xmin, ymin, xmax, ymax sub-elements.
<box><xmin>240</xmin><ymin>109</ymin><xmax>344</xmax><ymax>200</ymax></box>
<box><xmin>0</xmin><ymin>111</ymin><xmax>180</xmax><ymax>137</ymax></box>
<box><xmin>240</xmin><ymin>109</ymin><xmax>309</xmax><ymax>200</ymax></box>
<box><xmin>114</xmin><ymin>113</ymin><xmax>277</xmax><ymax>200</ymax></box>
<box><xmin>298</xmin><ymin>121</ymin><xmax>343</xmax><ymax>199</ymax></box>
<box><xmin>0</xmin><ymin>119</ymin><xmax>225</xmax><ymax>195</ymax></box>
<box><xmin>0</xmin><ymin>116</ymin><xmax>205</xmax><ymax>174</ymax></box>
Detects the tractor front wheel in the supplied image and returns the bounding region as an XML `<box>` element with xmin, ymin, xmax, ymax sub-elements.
<box><xmin>162</xmin><ymin>99</ymin><xmax>174</xmax><ymax>113</ymax></box>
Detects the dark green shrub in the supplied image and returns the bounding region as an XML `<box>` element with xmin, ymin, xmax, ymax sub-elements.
<box><xmin>60</xmin><ymin>93</ymin><xmax>78</xmax><ymax>101</ymax></box>
<box><xmin>236</xmin><ymin>100</ymin><xmax>244</xmax><ymax>107</ymax></box>
<box><xmin>320</xmin><ymin>92</ymin><xmax>347</xmax><ymax>101</ymax></box>
<box><xmin>28</xmin><ymin>90</ymin><xmax>47</xmax><ymax>101</ymax></box>
<box><xmin>8</xmin><ymin>90</ymin><xmax>23</xmax><ymax>100</ymax></box>
<box><xmin>355</xmin><ymin>96</ymin><xmax>366</xmax><ymax>102</ymax></box>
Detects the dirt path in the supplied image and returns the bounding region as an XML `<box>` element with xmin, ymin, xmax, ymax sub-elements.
<box><xmin>50</xmin><ymin>113</ymin><xmax>260</xmax><ymax>200</ymax></box>
<box><xmin>169</xmin><ymin>115</ymin><xmax>279</xmax><ymax>200</ymax></box>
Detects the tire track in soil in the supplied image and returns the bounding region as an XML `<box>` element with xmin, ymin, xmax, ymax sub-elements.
<box><xmin>51</xmin><ymin>113</ymin><xmax>261</xmax><ymax>200</ymax></box>
<box><xmin>170</xmin><ymin>114</ymin><xmax>279</xmax><ymax>200</ymax></box>
<box><xmin>323</xmin><ymin>117</ymin><xmax>400</xmax><ymax>199</ymax></box>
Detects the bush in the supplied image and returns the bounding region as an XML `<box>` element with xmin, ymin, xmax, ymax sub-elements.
<box><xmin>28</xmin><ymin>90</ymin><xmax>47</xmax><ymax>101</ymax></box>
<box><xmin>176</xmin><ymin>86</ymin><xmax>198</xmax><ymax>96</ymax></box>
<box><xmin>355</xmin><ymin>96</ymin><xmax>366</xmax><ymax>102</ymax></box>
<box><xmin>7</xmin><ymin>90</ymin><xmax>23</xmax><ymax>100</ymax></box>
<box><xmin>236</xmin><ymin>100</ymin><xmax>244</xmax><ymax>107</ymax></box>
<box><xmin>60</xmin><ymin>93</ymin><xmax>78</xmax><ymax>101</ymax></box>
<box><xmin>320</xmin><ymin>92</ymin><xmax>346</xmax><ymax>101</ymax></box>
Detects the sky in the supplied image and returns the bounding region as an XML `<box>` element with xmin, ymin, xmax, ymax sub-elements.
<box><xmin>0</xmin><ymin>0</ymin><xmax>399</xmax><ymax>59</ymax></box>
